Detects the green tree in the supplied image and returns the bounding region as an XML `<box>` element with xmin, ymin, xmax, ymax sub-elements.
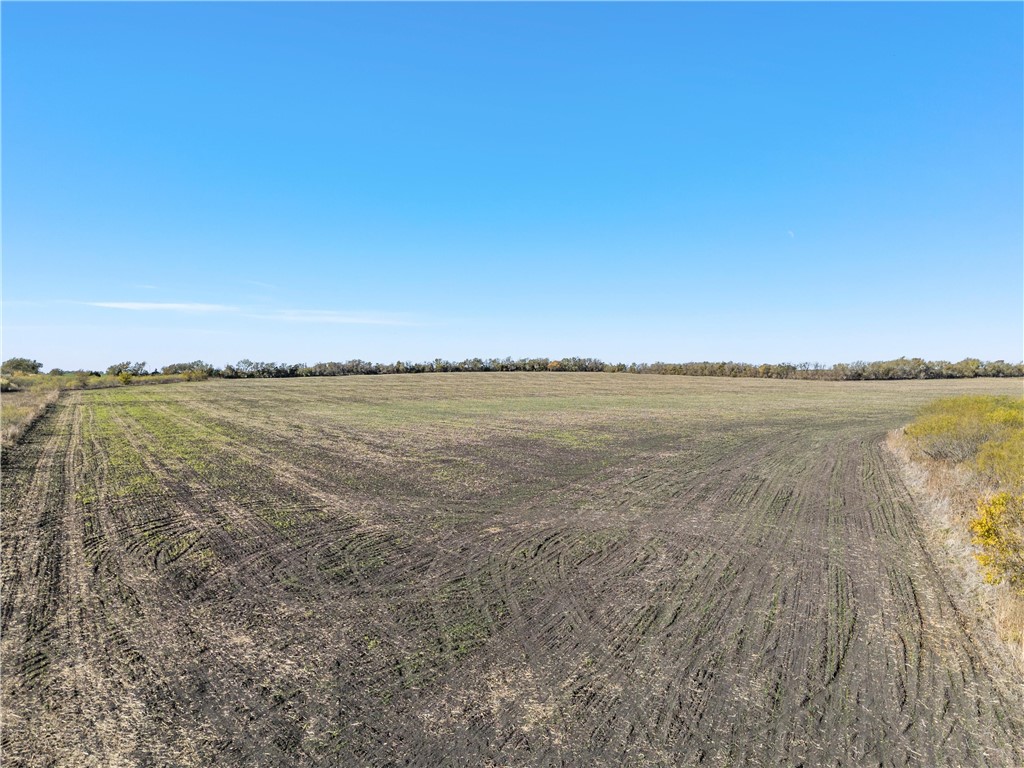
<box><xmin>107</xmin><ymin>361</ymin><xmax>147</xmax><ymax>376</ymax></box>
<box><xmin>2</xmin><ymin>357</ymin><xmax>43</xmax><ymax>375</ymax></box>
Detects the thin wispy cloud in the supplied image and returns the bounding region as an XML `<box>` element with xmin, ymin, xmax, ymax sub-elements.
<box><xmin>253</xmin><ymin>309</ymin><xmax>418</xmax><ymax>326</ymax></box>
<box><xmin>88</xmin><ymin>302</ymin><xmax>237</xmax><ymax>313</ymax></box>
<box><xmin>243</xmin><ymin>279</ymin><xmax>278</xmax><ymax>290</ymax></box>
<box><xmin>3</xmin><ymin>300</ymin><xmax>55</xmax><ymax>308</ymax></box>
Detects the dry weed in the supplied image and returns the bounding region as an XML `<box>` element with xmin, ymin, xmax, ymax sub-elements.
<box><xmin>887</xmin><ymin>430</ymin><xmax>1024</xmax><ymax>667</ymax></box>
<box><xmin>1</xmin><ymin>389</ymin><xmax>59</xmax><ymax>449</ymax></box>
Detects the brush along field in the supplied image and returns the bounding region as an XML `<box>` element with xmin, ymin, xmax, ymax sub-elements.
<box><xmin>2</xmin><ymin>374</ymin><xmax>1023</xmax><ymax>767</ymax></box>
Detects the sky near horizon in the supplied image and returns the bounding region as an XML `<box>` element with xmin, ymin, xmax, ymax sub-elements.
<box><xmin>3</xmin><ymin>2</ymin><xmax>1022</xmax><ymax>371</ymax></box>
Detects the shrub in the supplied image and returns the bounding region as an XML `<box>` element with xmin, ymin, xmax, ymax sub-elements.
<box><xmin>906</xmin><ymin>394</ymin><xmax>1024</xmax><ymax>597</ymax></box>
<box><xmin>971</xmin><ymin>493</ymin><xmax>1024</xmax><ymax>593</ymax></box>
<box><xmin>905</xmin><ymin>396</ymin><xmax>1023</xmax><ymax>463</ymax></box>
<box><xmin>976</xmin><ymin>429</ymin><xmax>1024</xmax><ymax>492</ymax></box>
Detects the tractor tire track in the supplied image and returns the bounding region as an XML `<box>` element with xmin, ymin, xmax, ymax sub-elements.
<box><xmin>2</xmin><ymin>376</ymin><xmax>1022</xmax><ymax>767</ymax></box>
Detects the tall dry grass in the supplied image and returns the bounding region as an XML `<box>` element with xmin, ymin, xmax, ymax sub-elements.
<box><xmin>1</xmin><ymin>388</ymin><xmax>60</xmax><ymax>449</ymax></box>
<box><xmin>889</xmin><ymin>393</ymin><xmax>1024</xmax><ymax>666</ymax></box>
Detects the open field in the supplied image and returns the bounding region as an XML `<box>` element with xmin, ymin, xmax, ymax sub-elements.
<box><xmin>2</xmin><ymin>374</ymin><xmax>1023</xmax><ymax>767</ymax></box>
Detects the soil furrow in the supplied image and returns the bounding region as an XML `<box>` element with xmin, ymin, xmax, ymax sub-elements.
<box><xmin>2</xmin><ymin>375</ymin><xmax>1022</xmax><ymax>766</ymax></box>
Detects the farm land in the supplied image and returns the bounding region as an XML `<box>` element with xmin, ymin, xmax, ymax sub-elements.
<box><xmin>2</xmin><ymin>373</ymin><xmax>1023</xmax><ymax>766</ymax></box>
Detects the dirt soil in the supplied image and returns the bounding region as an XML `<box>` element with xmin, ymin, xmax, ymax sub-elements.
<box><xmin>2</xmin><ymin>374</ymin><xmax>1022</xmax><ymax>767</ymax></box>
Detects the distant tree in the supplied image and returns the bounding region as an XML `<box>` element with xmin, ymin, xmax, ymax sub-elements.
<box><xmin>62</xmin><ymin>354</ymin><xmax>1022</xmax><ymax>383</ymax></box>
<box><xmin>953</xmin><ymin>358</ymin><xmax>982</xmax><ymax>378</ymax></box>
<box><xmin>983</xmin><ymin>360</ymin><xmax>1024</xmax><ymax>378</ymax></box>
<box><xmin>2</xmin><ymin>357</ymin><xmax>43</xmax><ymax>375</ymax></box>
<box><xmin>106</xmin><ymin>361</ymin><xmax>147</xmax><ymax>376</ymax></box>
<box><xmin>161</xmin><ymin>360</ymin><xmax>214</xmax><ymax>377</ymax></box>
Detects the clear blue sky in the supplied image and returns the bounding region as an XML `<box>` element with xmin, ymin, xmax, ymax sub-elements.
<box><xmin>3</xmin><ymin>2</ymin><xmax>1022</xmax><ymax>370</ymax></box>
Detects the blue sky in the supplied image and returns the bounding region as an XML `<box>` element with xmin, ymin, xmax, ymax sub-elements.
<box><xmin>3</xmin><ymin>2</ymin><xmax>1022</xmax><ymax>370</ymax></box>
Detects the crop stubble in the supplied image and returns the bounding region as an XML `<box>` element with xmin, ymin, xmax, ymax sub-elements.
<box><xmin>2</xmin><ymin>374</ymin><xmax>1022</xmax><ymax>766</ymax></box>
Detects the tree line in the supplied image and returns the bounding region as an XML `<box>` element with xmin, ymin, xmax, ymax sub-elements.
<box><xmin>4</xmin><ymin>355</ymin><xmax>1022</xmax><ymax>383</ymax></box>
<box><xmin>641</xmin><ymin>357</ymin><xmax>1024</xmax><ymax>380</ymax></box>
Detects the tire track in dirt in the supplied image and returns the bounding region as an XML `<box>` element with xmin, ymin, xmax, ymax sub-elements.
<box><xmin>1</xmin><ymin>400</ymin><xmax>74</xmax><ymax>723</ymax></box>
<box><xmin>91</xmin><ymin>395</ymin><xmax>361</xmax><ymax>764</ymax></box>
<box><xmin>3</xmin><ymin>378</ymin><xmax>1022</xmax><ymax>766</ymax></box>
<box><xmin>408</xmin><ymin>426</ymin><xmax>1024</xmax><ymax>766</ymax></box>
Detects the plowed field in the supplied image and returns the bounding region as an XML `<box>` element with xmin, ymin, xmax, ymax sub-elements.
<box><xmin>2</xmin><ymin>374</ymin><xmax>1022</xmax><ymax>767</ymax></box>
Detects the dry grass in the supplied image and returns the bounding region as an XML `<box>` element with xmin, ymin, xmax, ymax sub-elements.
<box><xmin>887</xmin><ymin>430</ymin><xmax>1024</xmax><ymax>667</ymax></box>
<box><xmin>1</xmin><ymin>389</ymin><xmax>60</xmax><ymax>449</ymax></box>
